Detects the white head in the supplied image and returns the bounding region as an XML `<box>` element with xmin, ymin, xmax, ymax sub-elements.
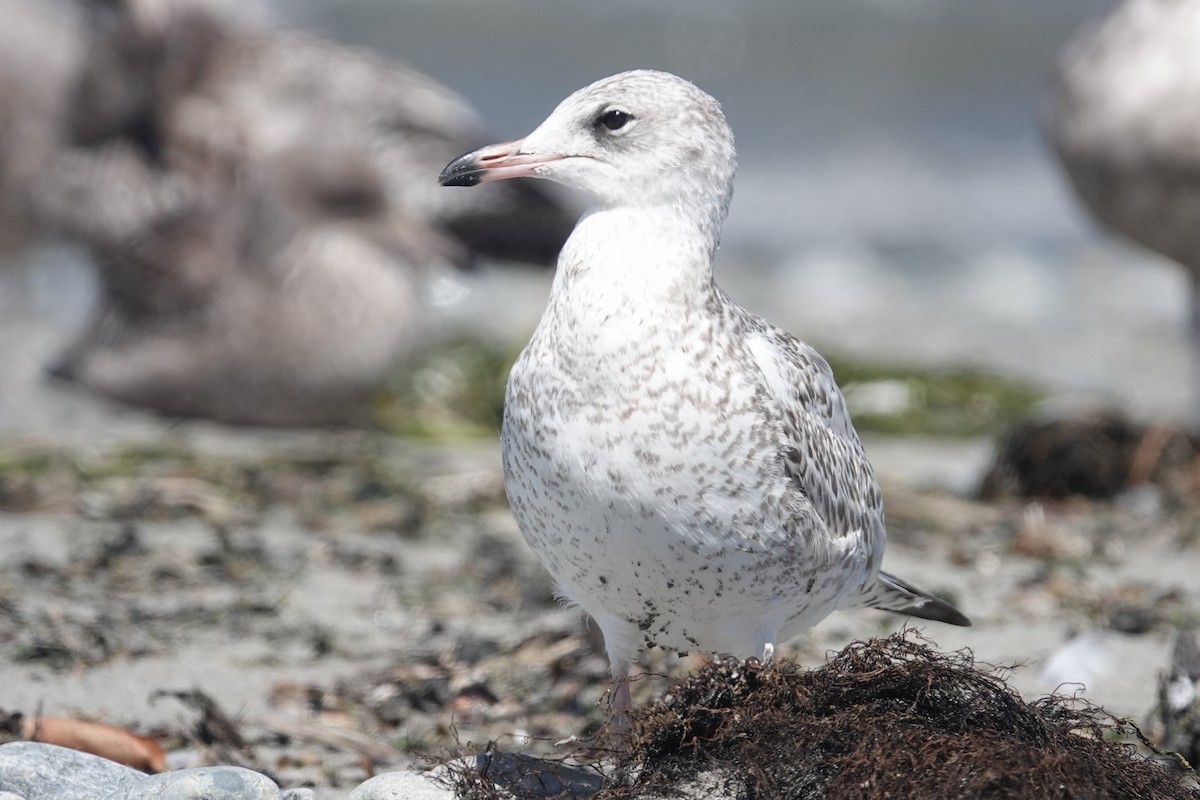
<box><xmin>439</xmin><ymin>70</ymin><xmax>737</xmax><ymax>227</ymax></box>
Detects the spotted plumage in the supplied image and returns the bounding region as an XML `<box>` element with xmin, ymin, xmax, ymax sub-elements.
<box><xmin>438</xmin><ymin>69</ymin><xmax>969</xmax><ymax>725</ymax></box>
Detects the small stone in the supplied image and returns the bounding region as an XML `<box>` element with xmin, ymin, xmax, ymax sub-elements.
<box><xmin>471</xmin><ymin>752</ymin><xmax>603</xmax><ymax>799</ymax></box>
<box><xmin>1108</xmin><ymin>603</ymin><xmax>1160</xmax><ymax>635</ymax></box>
<box><xmin>120</xmin><ymin>766</ymin><xmax>282</xmax><ymax>800</ymax></box>
<box><xmin>356</xmin><ymin>756</ymin><xmax>604</xmax><ymax>800</ymax></box>
<box><xmin>640</xmin><ymin>769</ymin><xmax>747</xmax><ymax>800</ymax></box>
<box><xmin>0</xmin><ymin>742</ymin><xmax>144</xmax><ymax>800</ymax></box>
<box><xmin>346</xmin><ymin>771</ymin><xmax>454</xmax><ymax>800</ymax></box>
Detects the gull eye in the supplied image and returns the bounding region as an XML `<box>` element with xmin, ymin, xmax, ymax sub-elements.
<box><xmin>598</xmin><ymin>109</ymin><xmax>633</xmax><ymax>132</ymax></box>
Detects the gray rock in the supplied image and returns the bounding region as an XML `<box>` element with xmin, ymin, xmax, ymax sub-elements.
<box><xmin>639</xmin><ymin>769</ymin><xmax>747</xmax><ymax>800</ymax></box>
<box><xmin>117</xmin><ymin>766</ymin><xmax>282</xmax><ymax>800</ymax></box>
<box><xmin>0</xmin><ymin>742</ymin><xmax>144</xmax><ymax>800</ymax></box>
<box><xmin>471</xmin><ymin>752</ymin><xmax>602</xmax><ymax>800</ymax></box>
<box><xmin>0</xmin><ymin>743</ymin><xmax>303</xmax><ymax>800</ymax></box>
<box><xmin>350</xmin><ymin>753</ymin><xmax>605</xmax><ymax>800</ymax></box>
<box><xmin>346</xmin><ymin>771</ymin><xmax>454</xmax><ymax>800</ymax></box>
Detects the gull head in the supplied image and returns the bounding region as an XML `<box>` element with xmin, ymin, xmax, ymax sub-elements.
<box><xmin>438</xmin><ymin>70</ymin><xmax>736</xmax><ymax>216</ymax></box>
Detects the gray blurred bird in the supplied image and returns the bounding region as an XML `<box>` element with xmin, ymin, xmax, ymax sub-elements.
<box><xmin>37</xmin><ymin>0</ymin><xmax>577</xmax><ymax>425</ymax></box>
<box><xmin>0</xmin><ymin>0</ymin><xmax>80</xmax><ymax>252</ymax></box>
<box><xmin>1046</xmin><ymin>0</ymin><xmax>1200</xmax><ymax>427</ymax></box>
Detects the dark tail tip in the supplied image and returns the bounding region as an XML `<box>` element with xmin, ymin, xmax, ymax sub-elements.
<box><xmin>900</xmin><ymin>599</ymin><xmax>972</xmax><ymax>628</ymax></box>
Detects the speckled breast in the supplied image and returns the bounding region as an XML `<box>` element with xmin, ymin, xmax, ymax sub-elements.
<box><xmin>499</xmin><ymin>322</ymin><xmax>861</xmax><ymax>657</ymax></box>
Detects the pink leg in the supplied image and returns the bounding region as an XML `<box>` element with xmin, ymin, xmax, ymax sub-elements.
<box><xmin>1189</xmin><ymin>271</ymin><xmax>1200</xmax><ymax>433</ymax></box>
<box><xmin>608</xmin><ymin>666</ymin><xmax>632</xmax><ymax>747</ymax></box>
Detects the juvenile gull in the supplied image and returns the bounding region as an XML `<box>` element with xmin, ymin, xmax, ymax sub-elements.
<box><xmin>1046</xmin><ymin>0</ymin><xmax>1200</xmax><ymax>427</ymax></box>
<box><xmin>31</xmin><ymin>0</ymin><xmax>577</xmax><ymax>426</ymax></box>
<box><xmin>439</xmin><ymin>70</ymin><xmax>970</xmax><ymax>726</ymax></box>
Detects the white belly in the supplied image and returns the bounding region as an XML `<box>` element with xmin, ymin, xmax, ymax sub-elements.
<box><xmin>500</xmin><ymin>345</ymin><xmax>870</xmax><ymax>664</ymax></box>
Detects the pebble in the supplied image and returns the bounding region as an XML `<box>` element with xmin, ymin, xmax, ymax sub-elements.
<box><xmin>470</xmin><ymin>751</ymin><xmax>603</xmax><ymax>799</ymax></box>
<box><xmin>0</xmin><ymin>743</ymin><xmax>312</xmax><ymax>800</ymax></box>
<box><xmin>346</xmin><ymin>771</ymin><xmax>453</xmax><ymax>800</ymax></box>
<box><xmin>348</xmin><ymin>753</ymin><xmax>604</xmax><ymax>800</ymax></box>
<box><xmin>640</xmin><ymin>769</ymin><xmax>745</xmax><ymax>800</ymax></box>
<box><xmin>121</xmin><ymin>766</ymin><xmax>285</xmax><ymax>800</ymax></box>
<box><xmin>0</xmin><ymin>743</ymin><xmax>142</xmax><ymax>800</ymax></box>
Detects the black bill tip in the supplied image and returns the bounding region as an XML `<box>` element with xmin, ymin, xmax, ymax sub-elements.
<box><xmin>438</xmin><ymin>151</ymin><xmax>484</xmax><ymax>187</ymax></box>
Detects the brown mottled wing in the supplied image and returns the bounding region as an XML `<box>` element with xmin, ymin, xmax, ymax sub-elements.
<box><xmin>733</xmin><ymin>301</ymin><xmax>972</xmax><ymax>627</ymax></box>
<box><xmin>730</xmin><ymin>299</ymin><xmax>883</xmax><ymax>545</ymax></box>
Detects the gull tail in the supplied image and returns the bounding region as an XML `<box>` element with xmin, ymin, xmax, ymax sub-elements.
<box><xmin>851</xmin><ymin>570</ymin><xmax>971</xmax><ymax>627</ymax></box>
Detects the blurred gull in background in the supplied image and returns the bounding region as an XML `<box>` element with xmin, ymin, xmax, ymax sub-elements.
<box><xmin>26</xmin><ymin>0</ymin><xmax>577</xmax><ymax>426</ymax></box>
<box><xmin>1046</xmin><ymin>0</ymin><xmax>1200</xmax><ymax>429</ymax></box>
<box><xmin>0</xmin><ymin>0</ymin><xmax>80</xmax><ymax>253</ymax></box>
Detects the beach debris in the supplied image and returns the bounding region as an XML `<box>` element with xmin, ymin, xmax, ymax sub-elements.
<box><xmin>433</xmin><ymin>632</ymin><xmax>1198</xmax><ymax>799</ymax></box>
<box><xmin>980</xmin><ymin>411</ymin><xmax>1198</xmax><ymax>500</ymax></box>
<box><xmin>1151</xmin><ymin>629</ymin><xmax>1200</xmax><ymax>770</ymax></box>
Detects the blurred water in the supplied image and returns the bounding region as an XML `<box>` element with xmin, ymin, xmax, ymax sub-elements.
<box><xmin>291</xmin><ymin>0</ymin><xmax>1106</xmax><ymax>251</ymax></box>
<box><xmin>6</xmin><ymin>0</ymin><xmax>1192</xmax><ymax>432</ymax></box>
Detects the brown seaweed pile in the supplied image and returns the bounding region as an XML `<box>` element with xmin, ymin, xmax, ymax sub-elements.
<box><xmin>979</xmin><ymin>412</ymin><xmax>1198</xmax><ymax>500</ymax></box>
<box><xmin>437</xmin><ymin>632</ymin><xmax>1198</xmax><ymax>800</ymax></box>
